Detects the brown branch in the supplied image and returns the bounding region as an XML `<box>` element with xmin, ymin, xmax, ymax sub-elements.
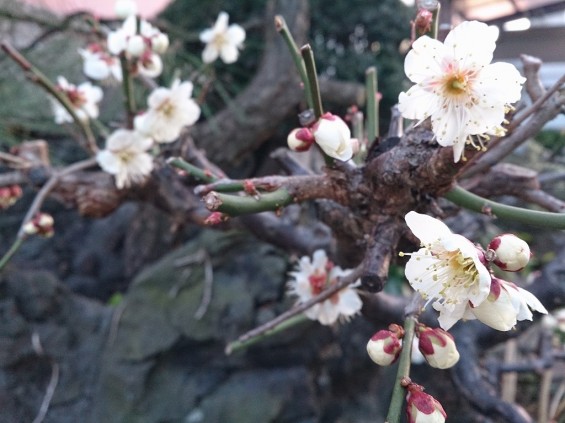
<box><xmin>229</xmin><ymin>265</ymin><xmax>363</xmax><ymax>346</ymax></box>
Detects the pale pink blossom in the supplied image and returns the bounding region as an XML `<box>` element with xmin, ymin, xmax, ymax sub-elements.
<box><xmin>79</xmin><ymin>44</ymin><xmax>122</xmax><ymax>81</ymax></box>
<box><xmin>287</xmin><ymin>250</ymin><xmax>362</xmax><ymax>325</ymax></box>
<box><xmin>51</xmin><ymin>76</ymin><xmax>103</xmax><ymax>124</ymax></box>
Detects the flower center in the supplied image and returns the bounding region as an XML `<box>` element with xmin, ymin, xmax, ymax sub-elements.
<box><xmin>308</xmin><ymin>270</ymin><xmax>327</xmax><ymax>295</ymax></box>
<box><xmin>443</xmin><ymin>74</ymin><xmax>468</xmax><ymax>96</ymax></box>
<box><xmin>212</xmin><ymin>33</ymin><xmax>228</xmax><ymax>49</ymax></box>
<box><xmin>117</xmin><ymin>149</ymin><xmax>136</xmax><ymax>164</ymax></box>
<box><xmin>66</xmin><ymin>89</ymin><xmax>87</xmax><ymax>107</ymax></box>
<box><xmin>157</xmin><ymin>99</ymin><xmax>175</xmax><ymax>117</ymax></box>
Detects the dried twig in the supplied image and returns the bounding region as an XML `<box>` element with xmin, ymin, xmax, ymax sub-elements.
<box><xmin>30</xmin><ymin>333</ymin><xmax>60</xmax><ymax>423</ymax></box>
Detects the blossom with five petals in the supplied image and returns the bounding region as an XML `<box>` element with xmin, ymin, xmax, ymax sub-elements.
<box><xmin>287</xmin><ymin>250</ymin><xmax>362</xmax><ymax>325</ymax></box>
<box><xmin>134</xmin><ymin>80</ymin><xmax>201</xmax><ymax>143</ymax></box>
<box><xmin>96</xmin><ymin>129</ymin><xmax>154</xmax><ymax>189</ymax></box>
<box><xmin>403</xmin><ymin>211</ymin><xmax>491</xmax><ymax>330</ymax></box>
<box><xmin>398</xmin><ymin>21</ymin><xmax>525</xmax><ymax>162</ymax></box>
<box><xmin>51</xmin><ymin>76</ymin><xmax>103</xmax><ymax>124</ymax></box>
<box><xmin>200</xmin><ymin>12</ymin><xmax>246</xmax><ymax>64</ymax></box>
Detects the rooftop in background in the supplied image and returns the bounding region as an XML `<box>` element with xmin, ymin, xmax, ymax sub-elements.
<box><xmin>453</xmin><ymin>0</ymin><xmax>565</xmax><ymax>25</ymax></box>
<box><xmin>19</xmin><ymin>0</ymin><xmax>172</xmax><ymax>19</ymax></box>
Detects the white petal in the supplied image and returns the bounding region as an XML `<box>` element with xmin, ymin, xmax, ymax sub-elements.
<box><xmin>398</xmin><ymin>84</ymin><xmax>441</xmax><ymax>121</ymax></box>
<box><xmin>220</xmin><ymin>44</ymin><xmax>240</xmax><ymax>64</ymax></box>
<box><xmin>199</xmin><ymin>28</ymin><xmax>214</xmax><ymax>43</ymax></box>
<box><xmin>431</xmin><ymin>100</ymin><xmax>470</xmax><ymax>148</ymax></box>
<box><xmin>96</xmin><ymin>150</ymin><xmax>121</xmax><ymax>174</ymax></box>
<box><xmin>202</xmin><ymin>44</ymin><xmax>219</xmax><ymax>64</ymax></box>
<box><xmin>472</xmin><ymin>293</ymin><xmax>517</xmax><ymax>331</ymax></box>
<box><xmin>227</xmin><ymin>24</ymin><xmax>246</xmax><ymax>45</ymax></box>
<box><xmin>404</xmin><ymin>36</ymin><xmax>446</xmax><ymax>84</ymax></box>
<box><xmin>336</xmin><ymin>288</ymin><xmax>362</xmax><ymax>316</ymax></box>
<box><xmin>405</xmin><ymin>211</ymin><xmax>452</xmax><ymax>244</ymax></box>
<box><xmin>444</xmin><ymin>21</ymin><xmax>497</xmax><ymax>70</ymax></box>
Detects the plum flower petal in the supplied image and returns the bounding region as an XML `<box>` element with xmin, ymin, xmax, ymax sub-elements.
<box><xmin>398</xmin><ymin>20</ymin><xmax>525</xmax><ymax>162</ymax></box>
<box><xmin>134</xmin><ymin>79</ymin><xmax>201</xmax><ymax>143</ymax></box>
<box><xmin>287</xmin><ymin>250</ymin><xmax>362</xmax><ymax>325</ymax></box>
<box><xmin>403</xmin><ymin>212</ymin><xmax>491</xmax><ymax>330</ymax></box>
<box><xmin>471</xmin><ymin>278</ymin><xmax>547</xmax><ymax>331</ymax></box>
<box><xmin>200</xmin><ymin>12</ymin><xmax>246</xmax><ymax>64</ymax></box>
<box><xmin>96</xmin><ymin>129</ymin><xmax>154</xmax><ymax>189</ymax></box>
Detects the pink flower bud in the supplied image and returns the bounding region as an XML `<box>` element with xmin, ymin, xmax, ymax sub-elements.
<box><xmin>311</xmin><ymin>113</ymin><xmax>354</xmax><ymax>161</ymax></box>
<box><xmin>287</xmin><ymin>128</ymin><xmax>314</xmax><ymax>152</ymax></box>
<box><xmin>0</xmin><ymin>184</ymin><xmax>23</xmax><ymax>209</ymax></box>
<box><xmin>414</xmin><ymin>8</ymin><xmax>433</xmax><ymax>35</ymax></box>
<box><xmin>488</xmin><ymin>234</ymin><xmax>531</xmax><ymax>272</ymax></box>
<box><xmin>417</xmin><ymin>325</ymin><xmax>460</xmax><ymax>369</ymax></box>
<box><xmin>367</xmin><ymin>326</ymin><xmax>403</xmax><ymax>366</ymax></box>
<box><xmin>406</xmin><ymin>383</ymin><xmax>446</xmax><ymax>423</ymax></box>
<box><xmin>23</xmin><ymin>213</ymin><xmax>54</xmax><ymax>237</ymax></box>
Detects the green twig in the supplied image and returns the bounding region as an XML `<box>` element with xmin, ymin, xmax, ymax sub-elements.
<box><xmin>1</xmin><ymin>42</ymin><xmax>98</xmax><ymax>154</ymax></box>
<box><xmin>386</xmin><ymin>316</ymin><xmax>417</xmax><ymax>423</ymax></box>
<box><xmin>300</xmin><ymin>44</ymin><xmax>323</xmax><ymax>119</ymax></box>
<box><xmin>167</xmin><ymin>157</ymin><xmax>219</xmax><ymax>183</ymax></box>
<box><xmin>203</xmin><ymin>189</ymin><xmax>293</xmax><ymax>216</ymax></box>
<box><xmin>274</xmin><ymin>15</ymin><xmax>313</xmax><ymax>109</ymax></box>
<box><xmin>444</xmin><ymin>185</ymin><xmax>565</xmax><ymax>229</ymax></box>
<box><xmin>226</xmin><ymin>314</ymin><xmax>309</xmax><ymax>355</ymax></box>
<box><xmin>0</xmin><ymin>237</ymin><xmax>24</xmax><ymax>272</ymax></box>
<box><xmin>365</xmin><ymin>66</ymin><xmax>379</xmax><ymax>145</ymax></box>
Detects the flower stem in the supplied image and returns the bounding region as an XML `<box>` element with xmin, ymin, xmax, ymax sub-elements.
<box><xmin>431</xmin><ymin>2</ymin><xmax>441</xmax><ymax>40</ymax></box>
<box><xmin>1</xmin><ymin>42</ymin><xmax>98</xmax><ymax>154</ymax></box>
<box><xmin>385</xmin><ymin>315</ymin><xmax>417</xmax><ymax>423</ymax></box>
<box><xmin>365</xmin><ymin>66</ymin><xmax>379</xmax><ymax>147</ymax></box>
<box><xmin>275</xmin><ymin>15</ymin><xmax>313</xmax><ymax>110</ymax></box>
<box><xmin>0</xmin><ymin>237</ymin><xmax>24</xmax><ymax>272</ymax></box>
<box><xmin>225</xmin><ymin>313</ymin><xmax>309</xmax><ymax>355</ymax></box>
<box><xmin>119</xmin><ymin>54</ymin><xmax>136</xmax><ymax>129</ymax></box>
<box><xmin>444</xmin><ymin>185</ymin><xmax>565</xmax><ymax>229</ymax></box>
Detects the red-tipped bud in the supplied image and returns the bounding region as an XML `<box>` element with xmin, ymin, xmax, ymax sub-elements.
<box><xmin>287</xmin><ymin>128</ymin><xmax>315</xmax><ymax>152</ymax></box>
<box><xmin>406</xmin><ymin>382</ymin><xmax>447</xmax><ymax>423</ymax></box>
<box><xmin>487</xmin><ymin>233</ymin><xmax>531</xmax><ymax>272</ymax></box>
<box><xmin>311</xmin><ymin>113</ymin><xmax>354</xmax><ymax>161</ymax></box>
<box><xmin>0</xmin><ymin>185</ymin><xmax>23</xmax><ymax>209</ymax></box>
<box><xmin>23</xmin><ymin>213</ymin><xmax>54</xmax><ymax>237</ymax></box>
<box><xmin>417</xmin><ymin>325</ymin><xmax>460</xmax><ymax>369</ymax></box>
<box><xmin>414</xmin><ymin>8</ymin><xmax>433</xmax><ymax>35</ymax></box>
<box><xmin>367</xmin><ymin>325</ymin><xmax>403</xmax><ymax>366</ymax></box>
<box><xmin>204</xmin><ymin>212</ymin><xmax>227</xmax><ymax>225</ymax></box>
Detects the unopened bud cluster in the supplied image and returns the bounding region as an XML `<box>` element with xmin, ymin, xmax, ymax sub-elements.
<box><xmin>367</xmin><ymin>323</ymin><xmax>459</xmax><ymax>370</ymax></box>
<box><xmin>23</xmin><ymin>213</ymin><xmax>54</xmax><ymax>238</ymax></box>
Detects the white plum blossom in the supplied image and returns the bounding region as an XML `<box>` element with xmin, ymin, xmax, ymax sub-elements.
<box><xmin>96</xmin><ymin>129</ymin><xmax>154</xmax><ymax>189</ymax></box>
<box><xmin>287</xmin><ymin>249</ymin><xmax>362</xmax><ymax>325</ymax></box>
<box><xmin>312</xmin><ymin>113</ymin><xmax>355</xmax><ymax>161</ymax></box>
<box><xmin>402</xmin><ymin>211</ymin><xmax>491</xmax><ymax>330</ymax></box>
<box><xmin>470</xmin><ymin>277</ymin><xmax>547</xmax><ymax>331</ymax></box>
<box><xmin>134</xmin><ymin>79</ymin><xmax>201</xmax><ymax>143</ymax></box>
<box><xmin>398</xmin><ymin>21</ymin><xmax>525</xmax><ymax>162</ymax></box>
<box><xmin>200</xmin><ymin>11</ymin><xmax>246</xmax><ymax>64</ymax></box>
<box><xmin>79</xmin><ymin>45</ymin><xmax>122</xmax><ymax>81</ymax></box>
<box><xmin>51</xmin><ymin>76</ymin><xmax>103</xmax><ymax>124</ymax></box>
